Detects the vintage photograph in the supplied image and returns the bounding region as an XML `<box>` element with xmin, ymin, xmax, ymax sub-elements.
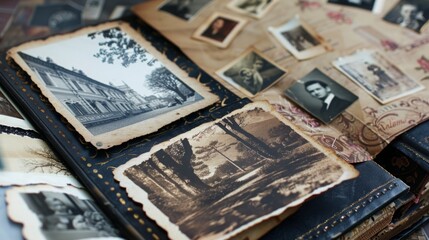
<box><xmin>383</xmin><ymin>0</ymin><xmax>429</xmax><ymax>32</ymax></box>
<box><xmin>6</xmin><ymin>185</ymin><xmax>119</xmax><ymax>240</ymax></box>
<box><xmin>8</xmin><ymin>21</ymin><xmax>218</xmax><ymax>149</ymax></box>
<box><xmin>333</xmin><ymin>50</ymin><xmax>424</xmax><ymax>104</ymax></box>
<box><xmin>227</xmin><ymin>0</ymin><xmax>279</xmax><ymax>19</ymax></box>
<box><xmin>0</xmin><ymin>88</ymin><xmax>34</xmax><ymax>131</ymax></box>
<box><xmin>284</xmin><ymin>68</ymin><xmax>358</xmax><ymax>123</ymax></box>
<box><xmin>327</xmin><ymin>0</ymin><xmax>384</xmax><ymax>12</ymax></box>
<box><xmin>0</xmin><ymin>87</ymin><xmax>22</xmax><ymax>120</ymax></box>
<box><xmin>268</xmin><ymin>16</ymin><xmax>328</xmax><ymax>60</ymax></box>
<box><xmin>159</xmin><ymin>0</ymin><xmax>212</xmax><ymax>20</ymax></box>
<box><xmin>0</xmin><ymin>87</ymin><xmax>35</xmax><ymax>131</ymax></box>
<box><xmin>192</xmin><ymin>12</ymin><xmax>247</xmax><ymax>48</ymax></box>
<box><xmin>114</xmin><ymin>102</ymin><xmax>358</xmax><ymax>240</ymax></box>
<box><xmin>216</xmin><ymin>49</ymin><xmax>287</xmax><ymax>97</ymax></box>
<box><xmin>0</xmin><ymin>133</ymin><xmax>80</xmax><ymax>187</ymax></box>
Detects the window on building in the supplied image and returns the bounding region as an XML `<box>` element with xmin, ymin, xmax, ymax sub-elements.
<box><xmin>72</xmin><ymin>80</ymin><xmax>83</xmax><ymax>91</ymax></box>
<box><xmin>89</xmin><ymin>101</ymin><xmax>102</xmax><ymax>113</ymax></box>
<box><xmin>101</xmin><ymin>102</ymin><xmax>113</xmax><ymax>112</ymax></box>
<box><xmin>97</xmin><ymin>89</ymin><xmax>107</xmax><ymax>97</ymax></box>
<box><xmin>86</xmin><ymin>84</ymin><xmax>95</xmax><ymax>93</ymax></box>
<box><xmin>66</xmin><ymin>102</ymin><xmax>88</xmax><ymax>116</ymax></box>
<box><xmin>38</xmin><ymin>71</ymin><xmax>53</xmax><ymax>86</ymax></box>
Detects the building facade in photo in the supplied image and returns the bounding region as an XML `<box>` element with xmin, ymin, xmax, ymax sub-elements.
<box><xmin>19</xmin><ymin>52</ymin><xmax>145</xmax><ymax>127</ymax></box>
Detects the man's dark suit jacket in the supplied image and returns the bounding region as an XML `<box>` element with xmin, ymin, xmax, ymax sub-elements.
<box><xmin>319</xmin><ymin>95</ymin><xmax>352</xmax><ymax>123</ymax></box>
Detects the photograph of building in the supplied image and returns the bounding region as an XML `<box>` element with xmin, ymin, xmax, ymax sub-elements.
<box><xmin>19</xmin><ymin>52</ymin><xmax>148</xmax><ymax>130</ymax></box>
<box><xmin>19</xmin><ymin>51</ymin><xmax>203</xmax><ymax>136</ymax></box>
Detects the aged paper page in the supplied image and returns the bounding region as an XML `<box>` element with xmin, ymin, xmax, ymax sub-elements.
<box><xmin>133</xmin><ymin>0</ymin><xmax>429</xmax><ymax>161</ymax></box>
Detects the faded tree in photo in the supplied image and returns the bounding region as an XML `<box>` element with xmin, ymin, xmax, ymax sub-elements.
<box><xmin>146</xmin><ymin>67</ymin><xmax>195</xmax><ymax>102</ymax></box>
<box><xmin>195</xmin><ymin>140</ymin><xmax>244</xmax><ymax>173</ymax></box>
<box><xmin>88</xmin><ymin>27</ymin><xmax>151</xmax><ymax>67</ymax></box>
<box><xmin>88</xmin><ymin>27</ymin><xmax>195</xmax><ymax>102</ymax></box>
<box><xmin>215</xmin><ymin>115</ymin><xmax>281</xmax><ymax>159</ymax></box>
<box><xmin>24</xmin><ymin>147</ymin><xmax>71</xmax><ymax>175</ymax></box>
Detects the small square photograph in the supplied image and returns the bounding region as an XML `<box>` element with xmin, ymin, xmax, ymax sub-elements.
<box><xmin>333</xmin><ymin>50</ymin><xmax>424</xmax><ymax>104</ymax></box>
<box><xmin>6</xmin><ymin>185</ymin><xmax>119</xmax><ymax>240</ymax></box>
<box><xmin>284</xmin><ymin>68</ymin><xmax>358</xmax><ymax>123</ymax></box>
<box><xmin>269</xmin><ymin>16</ymin><xmax>328</xmax><ymax>60</ymax></box>
<box><xmin>383</xmin><ymin>0</ymin><xmax>429</xmax><ymax>32</ymax></box>
<box><xmin>216</xmin><ymin>48</ymin><xmax>287</xmax><ymax>97</ymax></box>
<box><xmin>327</xmin><ymin>0</ymin><xmax>385</xmax><ymax>12</ymax></box>
<box><xmin>158</xmin><ymin>0</ymin><xmax>212</xmax><ymax>21</ymax></box>
<box><xmin>227</xmin><ymin>0</ymin><xmax>279</xmax><ymax>19</ymax></box>
<box><xmin>192</xmin><ymin>12</ymin><xmax>247</xmax><ymax>48</ymax></box>
<box><xmin>8</xmin><ymin>21</ymin><xmax>218</xmax><ymax>149</ymax></box>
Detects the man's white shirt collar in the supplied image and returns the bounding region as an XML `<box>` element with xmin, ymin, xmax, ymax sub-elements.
<box><xmin>324</xmin><ymin>93</ymin><xmax>335</xmax><ymax>110</ymax></box>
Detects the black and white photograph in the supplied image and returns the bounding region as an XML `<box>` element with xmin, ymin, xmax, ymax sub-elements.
<box><xmin>284</xmin><ymin>68</ymin><xmax>358</xmax><ymax>123</ymax></box>
<box><xmin>0</xmin><ymin>88</ymin><xmax>35</xmax><ymax>131</ymax></box>
<box><xmin>0</xmin><ymin>88</ymin><xmax>34</xmax><ymax>131</ymax></box>
<box><xmin>0</xmin><ymin>88</ymin><xmax>21</xmax><ymax>120</ymax></box>
<box><xmin>227</xmin><ymin>0</ymin><xmax>279</xmax><ymax>19</ymax></box>
<box><xmin>383</xmin><ymin>0</ymin><xmax>429</xmax><ymax>32</ymax></box>
<box><xmin>216</xmin><ymin>49</ymin><xmax>287</xmax><ymax>97</ymax></box>
<box><xmin>333</xmin><ymin>50</ymin><xmax>424</xmax><ymax>104</ymax></box>
<box><xmin>8</xmin><ymin>22</ymin><xmax>218</xmax><ymax>149</ymax></box>
<box><xmin>192</xmin><ymin>12</ymin><xmax>247</xmax><ymax>48</ymax></box>
<box><xmin>327</xmin><ymin>0</ymin><xmax>385</xmax><ymax>12</ymax></box>
<box><xmin>269</xmin><ymin>16</ymin><xmax>328</xmax><ymax>60</ymax></box>
<box><xmin>6</xmin><ymin>185</ymin><xmax>119</xmax><ymax>240</ymax></box>
<box><xmin>114</xmin><ymin>102</ymin><xmax>358</xmax><ymax>240</ymax></box>
<box><xmin>159</xmin><ymin>0</ymin><xmax>212</xmax><ymax>21</ymax></box>
<box><xmin>0</xmin><ymin>133</ymin><xmax>81</xmax><ymax>187</ymax></box>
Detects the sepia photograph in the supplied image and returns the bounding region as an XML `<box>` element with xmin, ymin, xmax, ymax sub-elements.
<box><xmin>284</xmin><ymin>68</ymin><xmax>358</xmax><ymax>123</ymax></box>
<box><xmin>8</xmin><ymin>21</ymin><xmax>218</xmax><ymax>149</ymax></box>
<box><xmin>268</xmin><ymin>16</ymin><xmax>329</xmax><ymax>60</ymax></box>
<box><xmin>216</xmin><ymin>48</ymin><xmax>287</xmax><ymax>97</ymax></box>
<box><xmin>159</xmin><ymin>0</ymin><xmax>213</xmax><ymax>21</ymax></box>
<box><xmin>383</xmin><ymin>0</ymin><xmax>429</xmax><ymax>32</ymax></box>
<box><xmin>227</xmin><ymin>0</ymin><xmax>279</xmax><ymax>19</ymax></box>
<box><xmin>6</xmin><ymin>185</ymin><xmax>120</xmax><ymax>240</ymax></box>
<box><xmin>192</xmin><ymin>12</ymin><xmax>247</xmax><ymax>48</ymax></box>
<box><xmin>114</xmin><ymin>102</ymin><xmax>358</xmax><ymax>240</ymax></box>
<box><xmin>327</xmin><ymin>0</ymin><xmax>385</xmax><ymax>12</ymax></box>
<box><xmin>333</xmin><ymin>50</ymin><xmax>424</xmax><ymax>104</ymax></box>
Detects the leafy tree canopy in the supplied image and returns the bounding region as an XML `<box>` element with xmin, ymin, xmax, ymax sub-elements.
<box><xmin>88</xmin><ymin>27</ymin><xmax>150</xmax><ymax>68</ymax></box>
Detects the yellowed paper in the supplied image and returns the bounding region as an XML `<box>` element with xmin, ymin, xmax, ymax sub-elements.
<box><xmin>133</xmin><ymin>0</ymin><xmax>429</xmax><ymax>162</ymax></box>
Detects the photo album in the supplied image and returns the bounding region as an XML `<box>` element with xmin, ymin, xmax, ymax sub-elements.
<box><xmin>1</xmin><ymin>0</ymin><xmax>429</xmax><ymax>239</ymax></box>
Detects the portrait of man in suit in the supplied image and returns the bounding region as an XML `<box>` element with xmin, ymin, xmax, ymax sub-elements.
<box><xmin>304</xmin><ymin>80</ymin><xmax>354</xmax><ymax>123</ymax></box>
<box><xmin>284</xmin><ymin>68</ymin><xmax>358</xmax><ymax>123</ymax></box>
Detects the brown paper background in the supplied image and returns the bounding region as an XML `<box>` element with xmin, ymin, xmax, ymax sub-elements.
<box><xmin>133</xmin><ymin>0</ymin><xmax>429</xmax><ymax>162</ymax></box>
